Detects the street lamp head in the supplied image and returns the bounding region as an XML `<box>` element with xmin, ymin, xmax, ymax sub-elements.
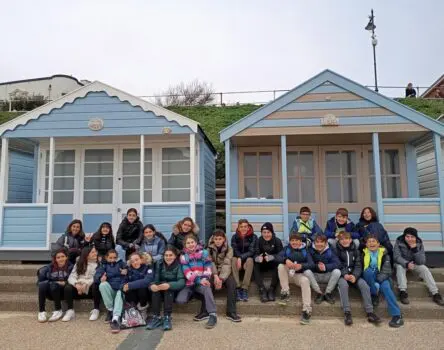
<box><xmin>365</xmin><ymin>18</ymin><xmax>376</xmax><ymax>31</ymax></box>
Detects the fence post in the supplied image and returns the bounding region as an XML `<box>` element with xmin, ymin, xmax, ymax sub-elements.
<box><xmin>8</xmin><ymin>100</ymin><xmax>12</xmax><ymax>112</ymax></box>
<box><xmin>417</xmin><ymin>86</ymin><xmax>420</xmax><ymax>97</ymax></box>
<box><xmin>220</xmin><ymin>93</ymin><xmax>223</xmax><ymax>106</ymax></box>
<box><xmin>273</xmin><ymin>90</ymin><xmax>276</xmax><ymax>100</ymax></box>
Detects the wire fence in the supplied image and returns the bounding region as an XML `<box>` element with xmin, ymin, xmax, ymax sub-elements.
<box><xmin>0</xmin><ymin>85</ymin><xmax>437</xmax><ymax>112</ymax></box>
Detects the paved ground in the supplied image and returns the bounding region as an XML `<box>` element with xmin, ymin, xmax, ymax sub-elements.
<box><xmin>1</xmin><ymin>313</ymin><xmax>443</xmax><ymax>350</ymax></box>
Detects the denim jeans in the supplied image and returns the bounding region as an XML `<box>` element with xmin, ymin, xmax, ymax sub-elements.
<box><xmin>363</xmin><ymin>269</ymin><xmax>400</xmax><ymax>317</ymax></box>
<box><xmin>115</xmin><ymin>245</ymin><xmax>127</xmax><ymax>262</ymax></box>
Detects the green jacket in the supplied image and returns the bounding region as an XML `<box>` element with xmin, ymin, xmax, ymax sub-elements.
<box><xmin>153</xmin><ymin>260</ymin><xmax>185</xmax><ymax>291</ymax></box>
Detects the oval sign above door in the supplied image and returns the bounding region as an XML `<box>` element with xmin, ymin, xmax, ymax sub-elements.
<box><xmin>88</xmin><ymin>118</ymin><xmax>104</xmax><ymax>131</ymax></box>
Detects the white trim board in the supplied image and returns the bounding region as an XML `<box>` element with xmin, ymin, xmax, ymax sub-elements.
<box><xmin>0</xmin><ymin>81</ymin><xmax>199</xmax><ymax>135</ymax></box>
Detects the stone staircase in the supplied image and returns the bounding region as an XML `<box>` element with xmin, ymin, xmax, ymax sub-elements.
<box><xmin>1</xmin><ymin>263</ymin><xmax>443</xmax><ymax>319</ymax></box>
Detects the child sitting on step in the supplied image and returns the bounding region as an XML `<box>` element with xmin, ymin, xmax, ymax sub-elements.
<box><xmin>176</xmin><ymin>234</ymin><xmax>218</xmax><ymax>329</ymax></box>
<box><xmin>53</xmin><ymin>219</ymin><xmax>88</xmax><ymax>264</ymax></box>
<box><xmin>277</xmin><ymin>233</ymin><xmax>314</xmax><ymax>325</ymax></box>
<box><xmin>91</xmin><ymin>222</ymin><xmax>115</xmax><ymax>261</ymax></box>
<box><xmin>94</xmin><ymin>249</ymin><xmax>127</xmax><ymax>333</ymax></box>
<box><xmin>362</xmin><ymin>234</ymin><xmax>404</xmax><ymax>328</ymax></box>
<box><xmin>147</xmin><ymin>246</ymin><xmax>185</xmax><ymax>331</ymax></box>
<box><xmin>135</xmin><ymin>224</ymin><xmax>166</xmax><ymax>263</ymax></box>
<box><xmin>394</xmin><ymin>227</ymin><xmax>444</xmax><ymax>306</ymax></box>
<box><xmin>115</xmin><ymin>208</ymin><xmax>143</xmax><ymax>262</ymax></box>
<box><xmin>290</xmin><ymin>206</ymin><xmax>323</xmax><ymax>245</ymax></box>
<box><xmin>324</xmin><ymin>208</ymin><xmax>360</xmax><ymax>250</ymax></box>
<box><xmin>168</xmin><ymin>217</ymin><xmax>200</xmax><ymax>252</ymax></box>
<box><xmin>37</xmin><ymin>248</ymin><xmax>74</xmax><ymax>323</ymax></box>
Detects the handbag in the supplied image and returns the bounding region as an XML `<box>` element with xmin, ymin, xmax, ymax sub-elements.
<box><xmin>121</xmin><ymin>303</ymin><xmax>146</xmax><ymax>329</ymax></box>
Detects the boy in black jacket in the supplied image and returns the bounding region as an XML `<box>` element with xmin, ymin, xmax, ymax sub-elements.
<box><xmin>336</xmin><ymin>232</ymin><xmax>381</xmax><ymax>326</ymax></box>
<box><xmin>253</xmin><ymin>222</ymin><xmax>283</xmax><ymax>303</ymax></box>
<box><xmin>303</xmin><ymin>234</ymin><xmax>341</xmax><ymax>304</ymax></box>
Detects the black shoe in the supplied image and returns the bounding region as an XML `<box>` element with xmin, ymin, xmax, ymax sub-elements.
<box><xmin>278</xmin><ymin>291</ymin><xmax>290</xmax><ymax>306</ymax></box>
<box><xmin>399</xmin><ymin>291</ymin><xmax>410</xmax><ymax>305</ymax></box>
<box><xmin>193</xmin><ymin>311</ymin><xmax>210</xmax><ymax>322</ymax></box>
<box><xmin>104</xmin><ymin>310</ymin><xmax>113</xmax><ymax>323</ymax></box>
<box><xmin>344</xmin><ymin>312</ymin><xmax>353</xmax><ymax>326</ymax></box>
<box><xmin>324</xmin><ymin>293</ymin><xmax>335</xmax><ymax>304</ymax></box>
<box><xmin>300</xmin><ymin>311</ymin><xmax>311</xmax><ymax>325</ymax></box>
<box><xmin>371</xmin><ymin>294</ymin><xmax>379</xmax><ymax>307</ymax></box>
<box><xmin>315</xmin><ymin>293</ymin><xmax>324</xmax><ymax>304</ymax></box>
<box><xmin>110</xmin><ymin>318</ymin><xmax>121</xmax><ymax>333</ymax></box>
<box><xmin>226</xmin><ymin>312</ymin><xmax>242</xmax><ymax>322</ymax></box>
<box><xmin>267</xmin><ymin>289</ymin><xmax>276</xmax><ymax>302</ymax></box>
<box><xmin>432</xmin><ymin>293</ymin><xmax>444</xmax><ymax>306</ymax></box>
<box><xmin>205</xmin><ymin>314</ymin><xmax>217</xmax><ymax>329</ymax></box>
<box><xmin>367</xmin><ymin>312</ymin><xmax>382</xmax><ymax>325</ymax></box>
<box><xmin>260</xmin><ymin>288</ymin><xmax>269</xmax><ymax>303</ymax></box>
<box><xmin>389</xmin><ymin>315</ymin><xmax>404</xmax><ymax>328</ymax></box>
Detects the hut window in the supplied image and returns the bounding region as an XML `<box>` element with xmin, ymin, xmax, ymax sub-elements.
<box><xmin>83</xmin><ymin>149</ymin><xmax>114</xmax><ymax>204</ymax></box>
<box><xmin>45</xmin><ymin>150</ymin><xmax>75</xmax><ymax>204</ymax></box>
<box><xmin>368</xmin><ymin>149</ymin><xmax>401</xmax><ymax>200</ymax></box>
<box><xmin>243</xmin><ymin>152</ymin><xmax>274</xmax><ymax>199</ymax></box>
<box><xmin>121</xmin><ymin>148</ymin><xmax>153</xmax><ymax>203</ymax></box>
<box><xmin>325</xmin><ymin>151</ymin><xmax>357</xmax><ymax>203</ymax></box>
<box><xmin>287</xmin><ymin>151</ymin><xmax>315</xmax><ymax>203</ymax></box>
<box><xmin>162</xmin><ymin>147</ymin><xmax>190</xmax><ymax>202</ymax></box>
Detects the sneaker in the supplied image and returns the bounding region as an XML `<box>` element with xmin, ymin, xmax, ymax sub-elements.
<box><xmin>315</xmin><ymin>293</ymin><xmax>324</xmax><ymax>304</ymax></box>
<box><xmin>432</xmin><ymin>293</ymin><xmax>444</xmax><ymax>306</ymax></box>
<box><xmin>399</xmin><ymin>291</ymin><xmax>410</xmax><ymax>305</ymax></box>
<box><xmin>48</xmin><ymin>310</ymin><xmax>63</xmax><ymax>322</ymax></box>
<box><xmin>371</xmin><ymin>294</ymin><xmax>379</xmax><ymax>307</ymax></box>
<box><xmin>260</xmin><ymin>288</ymin><xmax>268</xmax><ymax>303</ymax></box>
<box><xmin>278</xmin><ymin>291</ymin><xmax>290</xmax><ymax>306</ymax></box>
<box><xmin>205</xmin><ymin>314</ymin><xmax>217</xmax><ymax>329</ymax></box>
<box><xmin>193</xmin><ymin>311</ymin><xmax>210</xmax><ymax>322</ymax></box>
<box><xmin>300</xmin><ymin>311</ymin><xmax>311</xmax><ymax>325</ymax></box>
<box><xmin>324</xmin><ymin>293</ymin><xmax>335</xmax><ymax>304</ymax></box>
<box><xmin>62</xmin><ymin>309</ymin><xmax>75</xmax><ymax>322</ymax></box>
<box><xmin>146</xmin><ymin>315</ymin><xmax>163</xmax><ymax>330</ymax></box>
<box><xmin>226</xmin><ymin>312</ymin><xmax>242</xmax><ymax>322</ymax></box>
<box><xmin>110</xmin><ymin>318</ymin><xmax>121</xmax><ymax>333</ymax></box>
<box><xmin>242</xmin><ymin>289</ymin><xmax>249</xmax><ymax>302</ymax></box>
<box><xmin>89</xmin><ymin>309</ymin><xmax>100</xmax><ymax>321</ymax></box>
<box><xmin>38</xmin><ymin>312</ymin><xmax>47</xmax><ymax>323</ymax></box>
<box><xmin>104</xmin><ymin>310</ymin><xmax>113</xmax><ymax>323</ymax></box>
<box><xmin>388</xmin><ymin>315</ymin><xmax>404</xmax><ymax>328</ymax></box>
<box><xmin>267</xmin><ymin>289</ymin><xmax>276</xmax><ymax>302</ymax></box>
<box><xmin>163</xmin><ymin>315</ymin><xmax>172</xmax><ymax>331</ymax></box>
<box><xmin>236</xmin><ymin>288</ymin><xmax>243</xmax><ymax>301</ymax></box>
<box><xmin>344</xmin><ymin>312</ymin><xmax>353</xmax><ymax>326</ymax></box>
<box><xmin>367</xmin><ymin>312</ymin><xmax>382</xmax><ymax>325</ymax></box>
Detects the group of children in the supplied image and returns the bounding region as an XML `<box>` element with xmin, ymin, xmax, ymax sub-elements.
<box><xmin>37</xmin><ymin>206</ymin><xmax>444</xmax><ymax>332</ymax></box>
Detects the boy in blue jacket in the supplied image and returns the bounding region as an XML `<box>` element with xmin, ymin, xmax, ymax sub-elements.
<box><xmin>94</xmin><ymin>249</ymin><xmax>127</xmax><ymax>333</ymax></box>
<box><xmin>277</xmin><ymin>233</ymin><xmax>314</xmax><ymax>325</ymax></box>
<box><xmin>290</xmin><ymin>207</ymin><xmax>323</xmax><ymax>245</ymax></box>
<box><xmin>324</xmin><ymin>208</ymin><xmax>360</xmax><ymax>250</ymax></box>
<box><xmin>304</xmin><ymin>234</ymin><xmax>341</xmax><ymax>304</ymax></box>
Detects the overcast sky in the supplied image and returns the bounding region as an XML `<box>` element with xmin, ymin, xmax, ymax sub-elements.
<box><xmin>2</xmin><ymin>0</ymin><xmax>443</xmax><ymax>101</ymax></box>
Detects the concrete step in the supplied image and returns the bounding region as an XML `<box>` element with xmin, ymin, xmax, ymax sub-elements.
<box><xmin>1</xmin><ymin>292</ymin><xmax>443</xmax><ymax>320</ymax></box>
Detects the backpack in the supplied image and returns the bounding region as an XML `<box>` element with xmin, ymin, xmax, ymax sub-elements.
<box><xmin>121</xmin><ymin>303</ymin><xmax>146</xmax><ymax>329</ymax></box>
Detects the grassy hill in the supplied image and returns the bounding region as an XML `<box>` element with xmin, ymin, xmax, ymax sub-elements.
<box><xmin>1</xmin><ymin>98</ymin><xmax>443</xmax><ymax>179</ymax></box>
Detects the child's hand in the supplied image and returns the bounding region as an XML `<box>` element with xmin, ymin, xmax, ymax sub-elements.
<box><xmin>407</xmin><ymin>262</ymin><xmax>415</xmax><ymax>270</ymax></box>
<box><xmin>85</xmin><ymin>233</ymin><xmax>92</xmax><ymax>242</ymax></box>
<box><xmin>285</xmin><ymin>260</ymin><xmax>293</xmax><ymax>269</ymax></box>
<box><xmin>349</xmin><ymin>275</ymin><xmax>356</xmax><ymax>284</ymax></box>
<box><xmin>257</xmin><ymin>256</ymin><xmax>264</xmax><ymax>263</ymax></box>
<box><xmin>101</xmin><ymin>273</ymin><xmax>107</xmax><ymax>282</ymax></box>
<box><xmin>294</xmin><ymin>264</ymin><xmax>302</xmax><ymax>271</ymax></box>
<box><xmin>75</xmin><ymin>283</ymin><xmax>84</xmax><ymax>294</ymax></box>
<box><xmin>318</xmin><ymin>262</ymin><xmax>326</xmax><ymax>272</ymax></box>
<box><xmin>264</xmin><ymin>254</ymin><xmax>271</xmax><ymax>262</ymax></box>
<box><xmin>120</xmin><ymin>269</ymin><xmax>128</xmax><ymax>275</ymax></box>
<box><xmin>159</xmin><ymin>283</ymin><xmax>170</xmax><ymax>291</ymax></box>
<box><xmin>344</xmin><ymin>274</ymin><xmax>352</xmax><ymax>281</ymax></box>
<box><xmin>236</xmin><ymin>258</ymin><xmax>242</xmax><ymax>270</ymax></box>
<box><xmin>123</xmin><ymin>284</ymin><xmax>129</xmax><ymax>292</ymax></box>
<box><xmin>57</xmin><ymin>281</ymin><xmax>65</xmax><ymax>286</ymax></box>
<box><xmin>200</xmin><ymin>279</ymin><xmax>211</xmax><ymax>287</ymax></box>
<box><xmin>150</xmin><ymin>284</ymin><xmax>159</xmax><ymax>292</ymax></box>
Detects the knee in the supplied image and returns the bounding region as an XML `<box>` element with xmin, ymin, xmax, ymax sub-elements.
<box><xmin>278</xmin><ymin>264</ymin><xmax>285</xmax><ymax>272</ymax></box>
<box><xmin>395</xmin><ymin>264</ymin><xmax>406</xmax><ymax>273</ymax></box>
<box><xmin>415</xmin><ymin>265</ymin><xmax>429</xmax><ymax>274</ymax></box>
<box><xmin>300</xmin><ymin>276</ymin><xmax>310</xmax><ymax>287</ymax></box>
<box><xmin>303</xmin><ymin>270</ymin><xmax>313</xmax><ymax>277</ymax></box>
<box><xmin>245</xmin><ymin>258</ymin><xmax>253</xmax><ymax>266</ymax></box>
<box><xmin>331</xmin><ymin>269</ymin><xmax>341</xmax><ymax>277</ymax></box>
<box><xmin>338</xmin><ymin>278</ymin><xmax>348</xmax><ymax>288</ymax></box>
<box><xmin>38</xmin><ymin>281</ymin><xmax>49</xmax><ymax>289</ymax></box>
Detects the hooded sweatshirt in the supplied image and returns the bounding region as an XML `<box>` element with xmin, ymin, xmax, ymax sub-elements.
<box><xmin>290</xmin><ymin>217</ymin><xmax>323</xmax><ymax>242</ymax></box>
<box><xmin>94</xmin><ymin>260</ymin><xmax>127</xmax><ymax>290</ymax></box>
<box><xmin>393</xmin><ymin>229</ymin><xmax>426</xmax><ymax>267</ymax></box>
<box><xmin>137</xmin><ymin>235</ymin><xmax>166</xmax><ymax>262</ymax></box>
<box><xmin>121</xmin><ymin>264</ymin><xmax>154</xmax><ymax>291</ymax></box>
<box><xmin>231</xmin><ymin>224</ymin><xmax>258</xmax><ymax>261</ymax></box>
<box><xmin>324</xmin><ymin>217</ymin><xmax>359</xmax><ymax>240</ymax></box>
<box><xmin>180</xmin><ymin>246</ymin><xmax>212</xmax><ymax>286</ymax></box>
<box><xmin>68</xmin><ymin>261</ymin><xmax>98</xmax><ymax>294</ymax></box>
<box><xmin>207</xmin><ymin>235</ymin><xmax>233</xmax><ymax>281</ymax></box>
<box><xmin>310</xmin><ymin>244</ymin><xmax>340</xmax><ymax>273</ymax></box>
<box><xmin>336</xmin><ymin>241</ymin><xmax>362</xmax><ymax>279</ymax></box>
<box><xmin>356</xmin><ymin>218</ymin><xmax>393</xmax><ymax>253</ymax></box>
<box><xmin>254</xmin><ymin>223</ymin><xmax>283</xmax><ymax>262</ymax></box>
<box><xmin>38</xmin><ymin>262</ymin><xmax>74</xmax><ymax>283</ymax></box>
<box><xmin>116</xmin><ymin>217</ymin><xmax>143</xmax><ymax>248</ymax></box>
<box><xmin>276</xmin><ymin>242</ymin><xmax>314</xmax><ymax>272</ymax></box>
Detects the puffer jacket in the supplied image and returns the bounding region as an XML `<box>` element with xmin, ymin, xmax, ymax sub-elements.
<box><xmin>37</xmin><ymin>262</ymin><xmax>74</xmax><ymax>283</ymax></box>
<box><xmin>310</xmin><ymin>245</ymin><xmax>340</xmax><ymax>273</ymax></box>
<box><xmin>122</xmin><ymin>264</ymin><xmax>154</xmax><ymax>291</ymax></box>
<box><xmin>254</xmin><ymin>233</ymin><xmax>283</xmax><ymax>262</ymax></box>
<box><xmin>53</xmin><ymin>232</ymin><xmax>85</xmax><ymax>255</ymax></box>
<box><xmin>116</xmin><ymin>217</ymin><xmax>143</xmax><ymax>248</ymax></box>
<box><xmin>276</xmin><ymin>243</ymin><xmax>314</xmax><ymax>272</ymax></box>
<box><xmin>180</xmin><ymin>246</ymin><xmax>212</xmax><ymax>286</ymax></box>
<box><xmin>92</xmin><ymin>233</ymin><xmax>115</xmax><ymax>256</ymax></box>
<box><xmin>153</xmin><ymin>260</ymin><xmax>186</xmax><ymax>291</ymax></box>
<box><xmin>94</xmin><ymin>260</ymin><xmax>126</xmax><ymax>290</ymax></box>
<box><xmin>393</xmin><ymin>235</ymin><xmax>426</xmax><ymax>267</ymax></box>
<box><xmin>231</xmin><ymin>225</ymin><xmax>258</xmax><ymax>261</ymax></box>
<box><xmin>356</xmin><ymin>219</ymin><xmax>393</xmax><ymax>253</ymax></box>
<box><xmin>207</xmin><ymin>235</ymin><xmax>233</xmax><ymax>280</ymax></box>
<box><xmin>324</xmin><ymin>217</ymin><xmax>359</xmax><ymax>240</ymax></box>
<box><xmin>290</xmin><ymin>217</ymin><xmax>323</xmax><ymax>242</ymax></box>
<box><xmin>363</xmin><ymin>247</ymin><xmax>392</xmax><ymax>283</ymax></box>
<box><xmin>137</xmin><ymin>235</ymin><xmax>166</xmax><ymax>262</ymax></box>
<box><xmin>336</xmin><ymin>241</ymin><xmax>362</xmax><ymax>279</ymax></box>
<box><xmin>68</xmin><ymin>261</ymin><xmax>98</xmax><ymax>294</ymax></box>
<box><xmin>168</xmin><ymin>225</ymin><xmax>200</xmax><ymax>252</ymax></box>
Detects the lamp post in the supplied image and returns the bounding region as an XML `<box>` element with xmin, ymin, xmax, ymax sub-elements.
<box><xmin>365</xmin><ymin>9</ymin><xmax>378</xmax><ymax>93</ymax></box>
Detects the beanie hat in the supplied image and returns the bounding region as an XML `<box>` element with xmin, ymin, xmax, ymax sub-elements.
<box><xmin>261</xmin><ymin>222</ymin><xmax>274</xmax><ymax>234</ymax></box>
<box><xmin>403</xmin><ymin>227</ymin><xmax>418</xmax><ymax>238</ymax></box>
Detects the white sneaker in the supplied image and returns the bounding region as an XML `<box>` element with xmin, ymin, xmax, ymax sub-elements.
<box><xmin>38</xmin><ymin>312</ymin><xmax>47</xmax><ymax>323</ymax></box>
<box><xmin>48</xmin><ymin>310</ymin><xmax>63</xmax><ymax>322</ymax></box>
<box><xmin>89</xmin><ymin>309</ymin><xmax>100</xmax><ymax>321</ymax></box>
<box><xmin>62</xmin><ymin>309</ymin><xmax>75</xmax><ymax>322</ymax></box>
